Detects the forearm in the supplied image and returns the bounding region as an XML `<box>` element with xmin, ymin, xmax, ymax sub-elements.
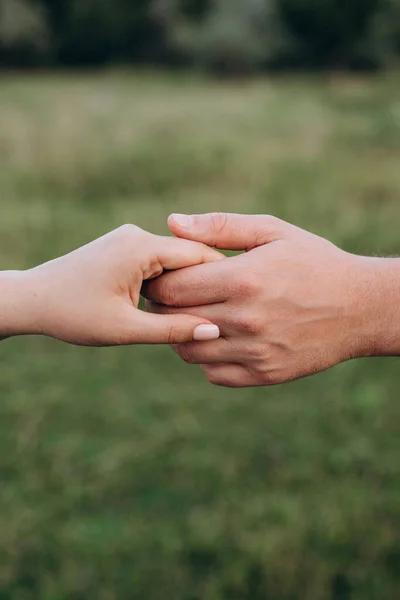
<box><xmin>356</xmin><ymin>257</ymin><xmax>400</xmax><ymax>357</ymax></box>
<box><xmin>0</xmin><ymin>271</ymin><xmax>36</xmax><ymax>339</ymax></box>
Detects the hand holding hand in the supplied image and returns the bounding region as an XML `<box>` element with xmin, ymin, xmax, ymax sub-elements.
<box><xmin>1</xmin><ymin>225</ymin><xmax>222</xmax><ymax>346</ymax></box>
<box><xmin>146</xmin><ymin>213</ymin><xmax>399</xmax><ymax>387</ymax></box>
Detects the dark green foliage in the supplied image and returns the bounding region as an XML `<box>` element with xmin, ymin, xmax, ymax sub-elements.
<box><xmin>31</xmin><ymin>0</ymin><xmax>168</xmax><ymax>65</ymax></box>
<box><xmin>0</xmin><ymin>0</ymin><xmax>48</xmax><ymax>67</ymax></box>
<box><xmin>1</xmin><ymin>0</ymin><xmax>400</xmax><ymax>70</ymax></box>
<box><xmin>179</xmin><ymin>0</ymin><xmax>212</xmax><ymax>20</ymax></box>
<box><xmin>277</xmin><ymin>0</ymin><xmax>382</xmax><ymax>67</ymax></box>
<box><xmin>186</xmin><ymin>0</ymin><xmax>272</xmax><ymax>75</ymax></box>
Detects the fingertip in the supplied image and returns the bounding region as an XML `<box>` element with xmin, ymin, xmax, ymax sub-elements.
<box><xmin>168</xmin><ymin>214</ymin><xmax>195</xmax><ymax>232</ymax></box>
<box><xmin>166</xmin><ymin>225</ymin><xmax>224</xmax><ymax>262</ymax></box>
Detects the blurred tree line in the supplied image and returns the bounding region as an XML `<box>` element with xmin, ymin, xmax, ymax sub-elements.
<box><xmin>1</xmin><ymin>0</ymin><xmax>399</xmax><ymax>72</ymax></box>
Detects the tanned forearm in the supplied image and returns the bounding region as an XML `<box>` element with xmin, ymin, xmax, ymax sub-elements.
<box><xmin>361</xmin><ymin>257</ymin><xmax>400</xmax><ymax>357</ymax></box>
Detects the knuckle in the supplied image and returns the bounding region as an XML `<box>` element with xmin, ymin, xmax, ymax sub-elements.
<box><xmin>115</xmin><ymin>223</ymin><xmax>146</xmax><ymax>250</ymax></box>
<box><xmin>267</xmin><ymin>372</ymin><xmax>285</xmax><ymax>386</ymax></box>
<box><xmin>237</xmin><ymin>313</ymin><xmax>265</xmax><ymax>336</ymax></box>
<box><xmin>262</xmin><ymin>214</ymin><xmax>280</xmax><ymax>229</ymax></box>
<box><xmin>247</xmin><ymin>317</ymin><xmax>265</xmax><ymax>336</ymax></box>
<box><xmin>257</xmin><ymin>369</ymin><xmax>285</xmax><ymax>386</ymax></box>
<box><xmin>256</xmin><ymin>215</ymin><xmax>286</xmax><ymax>244</ymax></box>
<box><xmin>249</xmin><ymin>343</ymin><xmax>269</xmax><ymax>362</ymax></box>
<box><xmin>235</xmin><ymin>274</ymin><xmax>260</xmax><ymax>298</ymax></box>
<box><xmin>177</xmin><ymin>344</ymin><xmax>196</xmax><ymax>364</ymax></box>
<box><xmin>119</xmin><ymin>223</ymin><xmax>134</xmax><ymax>232</ymax></box>
<box><xmin>117</xmin><ymin>223</ymin><xmax>138</xmax><ymax>237</ymax></box>
<box><xmin>210</xmin><ymin>212</ymin><xmax>229</xmax><ymax>235</ymax></box>
<box><xmin>166</xmin><ymin>324</ymin><xmax>183</xmax><ymax>345</ymax></box>
<box><xmin>160</xmin><ymin>279</ymin><xmax>178</xmax><ymax>307</ymax></box>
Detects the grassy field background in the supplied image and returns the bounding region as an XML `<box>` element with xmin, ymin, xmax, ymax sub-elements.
<box><xmin>0</xmin><ymin>72</ymin><xmax>399</xmax><ymax>600</ymax></box>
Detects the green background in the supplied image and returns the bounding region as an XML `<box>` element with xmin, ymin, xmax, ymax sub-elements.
<box><xmin>0</xmin><ymin>72</ymin><xmax>399</xmax><ymax>599</ymax></box>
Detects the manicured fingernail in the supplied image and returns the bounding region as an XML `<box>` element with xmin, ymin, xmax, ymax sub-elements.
<box><xmin>170</xmin><ymin>214</ymin><xmax>195</xmax><ymax>228</ymax></box>
<box><xmin>193</xmin><ymin>324</ymin><xmax>220</xmax><ymax>341</ymax></box>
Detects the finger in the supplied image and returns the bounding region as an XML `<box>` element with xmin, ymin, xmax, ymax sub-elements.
<box><xmin>154</xmin><ymin>236</ymin><xmax>224</xmax><ymax>274</ymax></box>
<box><xmin>129</xmin><ymin>310</ymin><xmax>220</xmax><ymax>345</ymax></box>
<box><xmin>168</xmin><ymin>213</ymin><xmax>294</xmax><ymax>251</ymax></box>
<box><xmin>171</xmin><ymin>339</ymin><xmax>244</xmax><ymax>365</ymax></box>
<box><xmin>146</xmin><ymin>300</ymin><xmax>235</xmax><ymax>337</ymax></box>
<box><xmin>142</xmin><ymin>257</ymin><xmax>234</xmax><ymax>307</ymax></box>
<box><xmin>200</xmin><ymin>364</ymin><xmax>256</xmax><ymax>388</ymax></box>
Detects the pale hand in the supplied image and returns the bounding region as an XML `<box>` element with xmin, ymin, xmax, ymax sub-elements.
<box><xmin>0</xmin><ymin>225</ymin><xmax>222</xmax><ymax>346</ymax></box>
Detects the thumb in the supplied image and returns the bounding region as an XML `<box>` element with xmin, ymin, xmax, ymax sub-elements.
<box><xmin>128</xmin><ymin>310</ymin><xmax>220</xmax><ymax>345</ymax></box>
<box><xmin>168</xmin><ymin>213</ymin><xmax>292</xmax><ymax>251</ymax></box>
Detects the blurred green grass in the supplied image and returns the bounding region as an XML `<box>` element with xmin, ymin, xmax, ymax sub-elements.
<box><xmin>0</xmin><ymin>72</ymin><xmax>399</xmax><ymax>600</ymax></box>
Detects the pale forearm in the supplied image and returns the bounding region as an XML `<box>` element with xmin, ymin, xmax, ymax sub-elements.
<box><xmin>0</xmin><ymin>271</ymin><xmax>35</xmax><ymax>339</ymax></box>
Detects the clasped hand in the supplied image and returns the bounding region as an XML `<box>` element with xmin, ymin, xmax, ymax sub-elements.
<box><xmin>6</xmin><ymin>214</ymin><xmax>396</xmax><ymax>387</ymax></box>
<box><xmin>145</xmin><ymin>213</ymin><xmax>391</xmax><ymax>387</ymax></box>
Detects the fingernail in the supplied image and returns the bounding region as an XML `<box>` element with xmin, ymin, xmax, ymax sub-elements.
<box><xmin>170</xmin><ymin>214</ymin><xmax>195</xmax><ymax>228</ymax></box>
<box><xmin>193</xmin><ymin>324</ymin><xmax>220</xmax><ymax>341</ymax></box>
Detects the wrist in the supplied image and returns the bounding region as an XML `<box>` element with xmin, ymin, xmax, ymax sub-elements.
<box><xmin>0</xmin><ymin>270</ymin><xmax>41</xmax><ymax>338</ymax></box>
<box><xmin>348</xmin><ymin>256</ymin><xmax>400</xmax><ymax>358</ymax></box>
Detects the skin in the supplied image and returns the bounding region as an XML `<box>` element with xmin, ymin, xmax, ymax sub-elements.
<box><xmin>0</xmin><ymin>224</ymin><xmax>222</xmax><ymax>346</ymax></box>
<box><xmin>145</xmin><ymin>213</ymin><xmax>400</xmax><ymax>388</ymax></box>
